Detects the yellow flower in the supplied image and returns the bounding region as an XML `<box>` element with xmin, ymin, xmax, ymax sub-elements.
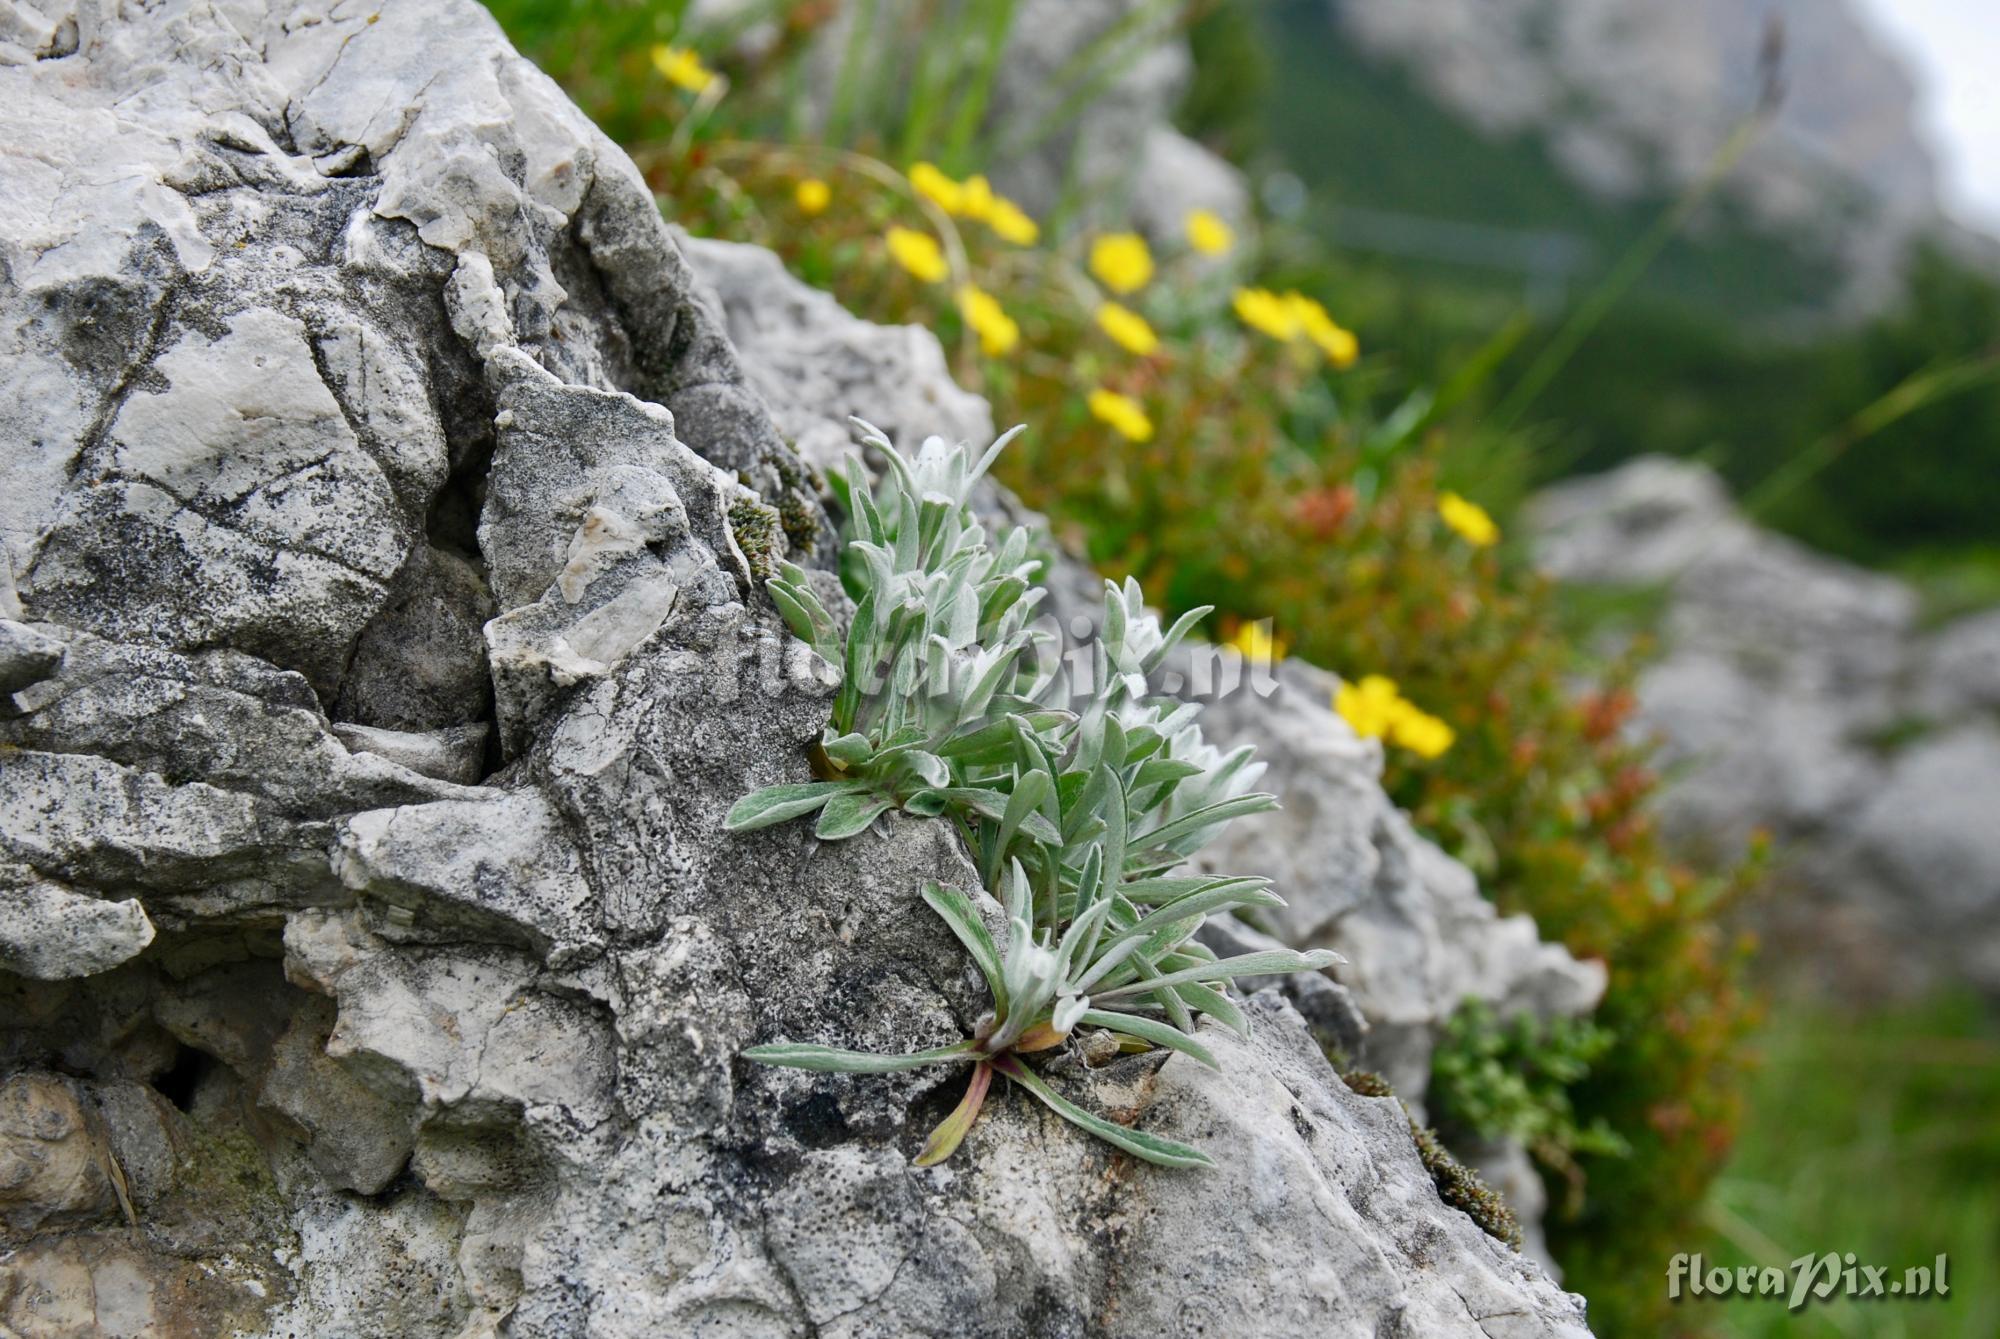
<box><xmin>1094</xmin><ymin>302</ymin><xmax>1159</xmax><ymax>356</ymax></box>
<box><xmin>1334</xmin><ymin>674</ymin><xmax>1404</xmax><ymax>740</ymax></box>
<box><xmin>1227</xmin><ymin>621</ymin><xmax>1288</xmax><ymax>664</ymax></box>
<box><xmin>1438</xmin><ymin>491</ymin><xmax>1500</xmax><ymax>547</ymax></box>
<box><xmin>909</xmin><ymin>164</ymin><xmax>1009</xmax><ymax>226</ymax></box>
<box><xmin>958</xmin><ymin>284</ymin><xmax>1019</xmax><ymax>357</ymax></box>
<box><xmin>1285</xmin><ymin>293</ymin><xmax>1360</xmax><ymax>368</ymax></box>
<box><xmin>959</xmin><ymin>174</ymin><xmax>996</xmax><ymax>222</ymax></box>
<box><xmin>1388</xmin><ymin>705</ymin><xmax>1456</xmax><ymax>759</ymax></box>
<box><xmin>1088</xmin><ymin>388</ymin><xmax>1154</xmax><ymax>442</ymax></box>
<box><xmin>1336</xmin><ymin>674</ymin><xmax>1455</xmax><ymax>757</ymax></box>
<box><xmin>885</xmin><ymin>226</ymin><xmax>949</xmax><ymax>283</ymax></box>
<box><xmin>794</xmin><ymin>177</ymin><xmax>831</xmax><ymax>216</ymax></box>
<box><xmin>1185</xmin><ymin>208</ymin><xmax>1234</xmax><ymax>255</ymax></box>
<box><xmin>1232</xmin><ymin>286</ymin><xmax>1300</xmax><ymax>342</ymax></box>
<box><xmin>1090</xmin><ymin>233</ymin><xmax>1154</xmax><ymax>295</ymax></box>
<box><xmin>986</xmin><ymin>197</ymin><xmax>1040</xmax><ymax>246</ymax></box>
<box><xmin>1315</xmin><ymin>321</ymin><xmax>1360</xmax><ymax>368</ymax></box>
<box><xmin>651</xmin><ymin>44</ymin><xmax>716</xmax><ymax>94</ymax></box>
<box><xmin>908</xmin><ymin>162</ymin><xmax>964</xmax><ymax>215</ymax></box>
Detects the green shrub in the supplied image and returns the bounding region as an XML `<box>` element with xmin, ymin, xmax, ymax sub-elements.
<box><xmin>1428</xmin><ymin>998</ymin><xmax>1630</xmax><ymax>1213</ymax></box>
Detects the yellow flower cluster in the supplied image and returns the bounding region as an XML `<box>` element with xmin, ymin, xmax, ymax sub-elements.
<box><xmin>1388</xmin><ymin>705</ymin><xmax>1455</xmax><ymax>759</ymax></box>
<box><xmin>958</xmin><ymin>284</ymin><xmax>1020</xmax><ymax>357</ymax></box>
<box><xmin>909</xmin><ymin>162</ymin><xmax>1038</xmax><ymax>245</ymax></box>
<box><xmin>987</xmin><ymin>201</ymin><xmax>1038</xmax><ymax>246</ymax></box>
<box><xmin>1334</xmin><ymin>674</ymin><xmax>1455</xmax><ymax>759</ymax></box>
<box><xmin>885</xmin><ymin>226</ymin><xmax>949</xmax><ymax>284</ymax></box>
<box><xmin>1437</xmin><ymin>491</ymin><xmax>1500</xmax><ymax>547</ymax></box>
<box><xmin>908</xmin><ymin>162</ymin><xmax>961</xmax><ymax>211</ymax></box>
<box><xmin>1089</xmin><ymin>233</ymin><xmax>1154</xmax><ymax>295</ymax></box>
<box><xmin>1094</xmin><ymin>301</ymin><xmax>1159</xmax><ymax>356</ymax></box>
<box><xmin>1288</xmin><ymin>293</ymin><xmax>1359</xmax><ymax>368</ymax></box>
<box><xmin>1088</xmin><ymin>388</ymin><xmax>1153</xmax><ymax>442</ymax></box>
<box><xmin>794</xmin><ymin>177</ymin><xmax>831</xmax><ymax>216</ymax></box>
<box><xmin>1185</xmin><ymin>208</ymin><xmax>1234</xmax><ymax>256</ymax></box>
<box><xmin>1232</xmin><ymin>287</ymin><xmax>1360</xmax><ymax>368</ymax></box>
<box><xmin>650</xmin><ymin>44</ymin><xmax>716</xmax><ymax>94</ymax></box>
<box><xmin>1232</xmin><ymin>287</ymin><xmax>1299</xmax><ymax>341</ymax></box>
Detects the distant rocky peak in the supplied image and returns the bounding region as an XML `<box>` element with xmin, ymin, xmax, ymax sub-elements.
<box><xmin>1330</xmin><ymin>0</ymin><xmax>1947</xmax><ymax>315</ymax></box>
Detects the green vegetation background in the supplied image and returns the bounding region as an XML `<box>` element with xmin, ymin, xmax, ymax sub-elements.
<box><xmin>1206</xmin><ymin>0</ymin><xmax>2000</xmax><ymax>600</ymax></box>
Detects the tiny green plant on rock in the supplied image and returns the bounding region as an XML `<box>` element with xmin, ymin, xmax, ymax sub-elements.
<box><xmin>728</xmin><ymin>422</ymin><xmax>1338</xmax><ymax>1167</ymax></box>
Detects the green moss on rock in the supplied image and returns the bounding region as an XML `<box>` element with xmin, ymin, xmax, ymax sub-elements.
<box><xmin>1410</xmin><ymin>1120</ymin><xmax>1524</xmax><ymax>1251</ymax></box>
<box><xmin>1341</xmin><ymin>1069</ymin><xmax>1394</xmax><ymax>1098</ymax></box>
<box><xmin>1341</xmin><ymin>1068</ymin><xmax>1523</xmax><ymax>1250</ymax></box>
<box><xmin>728</xmin><ymin>498</ymin><xmax>784</xmax><ymax>582</ymax></box>
<box><xmin>766</xmin><ymin>449</ymin><xmax>826</xmax><ymax>553</ymax></box>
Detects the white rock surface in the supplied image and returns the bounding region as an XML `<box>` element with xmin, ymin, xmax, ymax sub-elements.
<box><xmin>1530</xmin><ymin>455</ymin><xmax>2000</xmax><ymax>996</ymax></box>
<box><xmin>1128</xmin><ymin>123</ymin><xmax>1254</xmax><ymax>241</ymax></box>
<box><xmin>0</xmin><ymin>3</ymin><xmax>1592</xmax><ymax>1335</ymax></box>
<box><xmin>0</xmin><ymin>876</ymin><xmax>154</xmax><ymax>980</ymax></box>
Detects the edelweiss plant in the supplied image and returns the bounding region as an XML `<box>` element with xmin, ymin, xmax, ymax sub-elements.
<box><xmin>723</xmin><ymin>424</ymin><xmax>1067</xmax><ymax>841</ymax></box>
<box><xmin>728</xmin><ymin>422</ymin><xmax>1338</xmax><ymax>1167</ymax></box>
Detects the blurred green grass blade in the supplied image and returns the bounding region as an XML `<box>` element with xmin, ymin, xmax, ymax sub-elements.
<box><xmin>940</xmin><ymin>0</ymin><xmax>1019</xmax><ymax>173</ymax></box>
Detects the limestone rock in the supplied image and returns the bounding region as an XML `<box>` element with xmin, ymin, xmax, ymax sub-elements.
<box><xmin>0</xmin><ymin>1073</ymin><xmax>117</xmax><ymax>1237</ymax></box>
<box><xmin>1128</xmin><ymin>125</ymin><xmax>1254</xmax><ymax>243</ymax></box>
<box><xmin>681</xmin><ymin>233</ymin><xmax>996</xmax><ymax>476</ymax></box>
<box><xmin>0</xmin><ymin>3</ymin><xmax>1594</xmax><ymax>1334</ymax></box>
<box><xmin>1825</xmin><ymin>725</ymin><xmax>2000</xmax><ymax>988</ymax></box>
<box><xmin>1530</xmin><ymin>456</ymin><xmax>2000</xmax><ymax>996</ymax></box>
<box><xmin>0</xmin><ymin>876</ymin><xmax>154</xmax><ymax>981</ymax></box>
<box><xmin>332</xmin><ymin>546</ymin><xmax>497</xmax><ymax>734</ymax></box>
<box><xmin>331</xmin><ymin>722</ymin><xmax>491</xmax><ymax>786</ymax></box>
<box><xmin>1916</xmin><ymin>607</ymin><xmax>2000</xmax><ymax>719</ymax></box>
<box><xmin>0</xmin><ymin>617</ymin><xmax>62</xmax><ymax>699</ymax></box>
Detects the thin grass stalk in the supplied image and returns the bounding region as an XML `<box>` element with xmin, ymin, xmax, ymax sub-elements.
<box><xmin>939</xmin><ymin>0</ymin><xmax>1019</xmax><ymax>173</ymax></box>
<box><xmin>992</xmin><ymin>0</ymin><xmax>1184</xmax><ymax>164</ymax></box>
<box><xmin>825</xmin><ymin>0</ymin><xmax>882</xmax><ymax>147</ymax></box>
<box><xmin>897</xmin><ymin>0</ymin><xmax>959</xmax><ymax>165</ymax></box>
<box><xmin>1740</xmin><ymin>351</ymin><xmax>2000</xmax><ymax>525</ymax></box>
<box><xmin>1492</xmin><ymin>109</ymin><xmax>1773</xmax><ymax>435</ymax></box>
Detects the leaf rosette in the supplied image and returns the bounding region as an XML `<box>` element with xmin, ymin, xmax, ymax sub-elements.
<box><xmin>732</xmin><ymin>422</ymin><xmax>1340</xmax><ymax>1166</ymax></box>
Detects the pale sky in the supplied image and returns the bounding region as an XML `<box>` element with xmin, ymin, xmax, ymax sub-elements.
<box><xmin>1854</xmin><ymin>0</ymin><xmax>2000</xmax><ymax>232</ymax></box>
